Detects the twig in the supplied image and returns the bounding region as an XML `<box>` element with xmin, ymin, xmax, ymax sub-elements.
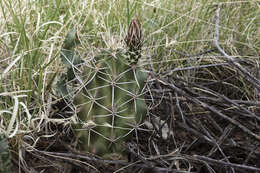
<box><xmin>194</xmin><ymin>155</ymin><xmax>260</xmax><ymax>172</ymax></box>
<box><xmin>152</xmin><ymin>74</ymin><xmax>260</xmax><ymax>141</ymax></box>
<box><xmin>213</xmin><ymin>5</ymin><xmax>260</xmax><ymax>90</ymax></box>
<box><xmin>162</xmin><ymin>63</ymin><xmax>228</xmax><ymax>76</ymax></box>
<box><xmin>174</xmin><ymin>76</ymin><xmax>260</xmax><ymax>122</ymax></box>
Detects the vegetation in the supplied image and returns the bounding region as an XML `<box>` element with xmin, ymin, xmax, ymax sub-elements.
<box><xmin>0</xmin><ymin>0</ymin><xmax>259</xmax><ymax>172</ymax></box>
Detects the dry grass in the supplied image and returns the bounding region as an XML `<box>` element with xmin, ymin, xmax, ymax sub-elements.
<box><xmin>0</xmin><ymin>0</ymin><xmax>259</xmax><ymax>172</ymax></box>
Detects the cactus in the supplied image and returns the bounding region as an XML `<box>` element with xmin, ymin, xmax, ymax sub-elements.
<box><xmin>57</xmin><ymin>19</ymin><xmax>147</xmax><ymax>157</ymax></box>
<box><xmin>77</xmin><ymin>50</ymin><xmax>147</xmax><ymax>156</ymax></box>
<box><xmin>57</xmin><ymin>29</ymin><xmax>83</xmax><ymax>102</ymax></box>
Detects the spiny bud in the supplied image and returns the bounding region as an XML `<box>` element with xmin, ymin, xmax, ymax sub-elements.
<box><xmin>125</xmin><ymin>18</ymin><xmax>143</xmax><ymax>64</ymax></box>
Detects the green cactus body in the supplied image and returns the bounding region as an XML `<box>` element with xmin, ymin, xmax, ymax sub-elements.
<box><xmin>58</xmin><ymin>21</ymin><xmax>146</xmax><ymax>157</ymax></box>
<box><xmin>77</xmin><ymin>50</ymin><xmax>147</xmax><ymax>156</ymax></box>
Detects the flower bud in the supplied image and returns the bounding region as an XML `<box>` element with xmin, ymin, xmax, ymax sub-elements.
<box><xmin>125</xmin><ymin>18</ymin><xmax>143</xmax><ymax>64</ymax></box>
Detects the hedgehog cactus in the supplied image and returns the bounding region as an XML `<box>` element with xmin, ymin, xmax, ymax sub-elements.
<box><xmin>58</xmin><ymin>19</ymin><xmax>147</xmax><ymax>157</ymax></box>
